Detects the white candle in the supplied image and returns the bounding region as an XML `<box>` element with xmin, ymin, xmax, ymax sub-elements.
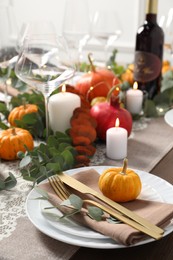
<box><xmin>106</xmin><ymin>118</ymin><xmax>128</xmax><ymax>160</ymax></box>
<box><xmin>126</xmin><ymin>82</ymin><xmax>143</xmax><ymax>114</ymax></box>
<box><xmin>48</xmin><ymin>87</ymin><xmax>81</xmax><ymax>133</ymax></box>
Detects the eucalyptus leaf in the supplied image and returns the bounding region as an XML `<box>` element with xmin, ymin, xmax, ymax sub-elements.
<box><xmin>0</xmin><ymin>179</ymin><xmax>5</xmax><ymax>190</ymax></box>
<box><xmin>143</xmin><ymin>99</ymin><xmax>158</xmax><ymax>117</ymax></box>
<box><xmin>41</xmin><ymin>209</ymin><xmax>61</xmax><ymax>221</ymax></box>
<box><xmin>61</xmin><ymin>199</ymin><xmax>72</xmax><ymax>207</ymax></box>
<box><xmin>17</xmin><ymin>151</ymin><xmax>25</xmax><ymax>159</ymax></box>
<box><xmin>61</xmin><ymin>150</ymin><xmax>74</xmax><ymax>168</ymax></box>
<box><xmin>47</xmin><ymin>136</ymin><xmax>59</xmax><ymax>147</ymax></box>
<box><xmin>0</xmin><ymin>172</ymin><xmax>17</xmax><ymax>190</ymax></box>
<box><xmin>39</xmin><ymin>166</ymin><xmax>47</xmax><ymax>176</ymax></box>
<box><xmin>19</xmin><ymin>155</ymin><xmax>32</xmax><ymax>168</ymax></box>
<box><xmin>87</xmin><ymin>206</ymin><xmax>103</xmax><ymax>221</ymax></box>
<box><xmin>68</xmin><ymin>194</ymin><xmax>83</xmax><ymax>210</ymax></box>
<box><xmin>34</xmin><ymin>187</ymin><xmax>49</xmax><ymax>199</ymax></box>
<box><xmin>22</xmin><ymin>113</ymin><xmax>38</xmax><ymax>124</ymax></box>
<box><xmin>46</xmin><ymin>162</ymin><xmax>61</xmax><ymax>172</ymax></box>
<box><xmin>58</xmin><ymin>143</ymin><xmax>72</xmax><ymax>152</ymax></box>
<box><xmin>0</xmin><ymin>121</ymin><xmax>9</xmax><ymax>129</ymax></box>
<box><xmin>107</xmin><ymin>216</ymin><xmax>122</xmax><ymax>224</ymax></box>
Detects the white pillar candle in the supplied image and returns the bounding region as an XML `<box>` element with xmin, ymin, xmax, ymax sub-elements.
<box><xmin>106</xmin><ymin>118</ymin><xmax>128</xmax><ymax>160</ymax></box>
<box><xmin>48</xmin><ymin>89</ymin><xmax>81</xmax><ymax>133</ymax></box>
<box><xmin>126</xmin><ymin>82</ymin><xmax>143</xmax><ymax>114</ymax></box>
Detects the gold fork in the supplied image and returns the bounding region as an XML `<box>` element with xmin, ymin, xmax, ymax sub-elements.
<box><xmin>48</xmin><ymin>175</ymin><xmax>163</xmax><ymax>240</ymax></box>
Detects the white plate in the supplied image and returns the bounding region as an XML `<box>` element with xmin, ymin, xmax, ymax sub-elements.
<box><xmin>26</xmin><ymin>166</ymin><xmax>173</xmax><ymax>249</ymax></box>
<box><xmin>164</xmin><ymin>109</ymin><xmax>173</xmax><ymax>127</ymax></box>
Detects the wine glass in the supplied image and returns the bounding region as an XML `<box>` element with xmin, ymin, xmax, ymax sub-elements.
<box><xmin>62</xmin><ymin>0</ymin><xmax>90</xmax><ymax>70</ymax></box>
<box><xmin>16</xmin><ymin>20</ymin><xmax>57</xmax><ymax>53</ymax></box>
<box><xmin>15</xmin><ymin>34</ymin><xmax>75</xmax><ymax>139</ymax></box>
<box><xmin>90</xmin><ymin>9</ymin><xmax>122</xmax><ymax>64</ymax></box>
<box><xmin>0</xmin><ymin>0</ymin><xmax>18</xmax><ymax>106</ymax></box>
<box><xmin>159</xmin><ymin>8</ymin><xmax>173</xmax><ymax>61</ymax></box>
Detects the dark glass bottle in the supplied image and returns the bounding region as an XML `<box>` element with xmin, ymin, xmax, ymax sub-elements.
<box><xmin>134</xmin><ymin>0</ymin><xmax>164</xmax><ymax>99</ymax></box>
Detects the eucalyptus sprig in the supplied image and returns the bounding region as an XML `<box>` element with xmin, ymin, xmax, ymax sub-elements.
<box><xmin>143</xmin><ymin>70</ymin><xmax>173</xmax><ymax>117</ymax></box>
<box><xmin>18</xmin><ymin>131</ymin><xmax>77</xmax><ymax>185</ymax></box>
<box><xmin>0</xmin><ymin>90</ymin><xmax>46</xmax><ymax>139</ymax></box>
<box><xmin>35</xmin><ymin>189</ymin><xmax>121</xmax><ymax>223</ymax></box>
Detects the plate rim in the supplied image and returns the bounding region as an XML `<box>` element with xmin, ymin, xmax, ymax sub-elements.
<box><xmin>164</xmin><ymin>108</ymin><xmax>173</xmax><ymax>127</ymax></box>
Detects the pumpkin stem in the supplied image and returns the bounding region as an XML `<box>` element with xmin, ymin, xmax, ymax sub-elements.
<box><xmin>121</xmin><ymin>158</ymin><xmax>128</xmax><ymax>174</ymax></box>
<box><xmin>88</xmin><ymin>53</ymin><xmax>96</xmax><ymax>72</ymax></box>
<box><xmin>22</xmin><ymin>97</ymin><xmax>27</xmax><ymax>109</ymax></box>
<box><xmin>106</xmin><ymin>84</ymin><xmax>121</xmax><ymax>103</ymax></box>
<box><xmin>11</xmin><ymin>127</ymin><xmax>17</xmax><ymax>135</ymax></box>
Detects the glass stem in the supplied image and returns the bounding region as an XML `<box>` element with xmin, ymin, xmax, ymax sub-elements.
<box><xmin>4</xmin><ymin>82</ymin><xmax>9</xmax><ymax>109</ymax></box>
<box><xmin>44</xmin><ymin>95</ymin><xmax>49</xmax><ymax>140</ymax></box>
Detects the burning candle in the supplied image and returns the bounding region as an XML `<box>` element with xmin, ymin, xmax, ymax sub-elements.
<box><xmin>48</xmin><ymin>85</ymin><xmax>81</xmax><ymax>133</ymax></box>
<box><xmin>106</xmin><ymin>118</ymin><xmax>128</xmax><ymax>160</ymax></box>
<box><xmin>126</xmin><ymin>82</ymin><xmax>143</xmax><ymax>114</ymax></box>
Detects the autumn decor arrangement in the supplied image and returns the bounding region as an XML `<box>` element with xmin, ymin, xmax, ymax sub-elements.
<box><xmin>0</xmin><ymin>49</ymin><xmax>173</xmax><ymax>191</ymax></box>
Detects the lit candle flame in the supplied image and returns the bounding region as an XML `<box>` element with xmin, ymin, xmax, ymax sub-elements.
<box><xmin>133</xmin><ymin>81</ymin><xmax>138</xmax><ymax>90</ymax></box>
<box><xmin>115</xmin><ymin>118</ymin><xmax>120</xmax><ymax>128</ymax></box>
<box><xmin>62</xmin><ymin>84</ymin><xmax>66</xmax><ymax>93</ymax></box>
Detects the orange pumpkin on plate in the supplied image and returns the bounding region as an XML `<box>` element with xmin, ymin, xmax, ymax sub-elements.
<box><xmin>98</xmin><ymin>159</ymin><xmax>142</xmax><ymax>202</ymax></box>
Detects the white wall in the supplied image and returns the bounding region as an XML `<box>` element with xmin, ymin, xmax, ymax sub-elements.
<box><xmin>10</xmin><ymin>0</ymin><xmax>173</xmax><ymax>63</ymax></box>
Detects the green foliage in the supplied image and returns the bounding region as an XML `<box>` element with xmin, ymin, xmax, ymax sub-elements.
<box><xmin>106</xmin><ymin>49</ymin><xmax>125</xmax><ymax>76</ymax></box>
<box><xmin>0</xmin><ymin>67</ymin><xmax>27</xmax><ymax>92</ymax></box>
<box><xmin>36</xmin><ymin>189</ymin><xmax>121</xmax><ymax>223</ymax></box>
<box><xmin>0</xmin><ymin>172</ymin><xmax>17</xmax><ymax>191</ymax></box>
<box><xmin>143</xmin><ymin>70</ymin><xmax>173</xmax><ymax>117</ymax></box>
<box><xmin>0</xmin><ymin>90</ymin><xmax>46</xmax><ymax>139</ymax></box>
<box><xmin>18</xmin><ymin>132</ymin><xmax>77</xmax><ymax>184</ymax></box>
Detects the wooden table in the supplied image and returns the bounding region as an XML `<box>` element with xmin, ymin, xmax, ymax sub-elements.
<box><xmin>71</xmin><ymin>148</ymin><xmax>173</xmax><ymax>260</ymax></box>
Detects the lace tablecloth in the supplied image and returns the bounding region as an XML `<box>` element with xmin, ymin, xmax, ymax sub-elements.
<box><xmin>1</xmin><ymin>117</ymin><xmax>173</xmax><ymax>260</ymax></box>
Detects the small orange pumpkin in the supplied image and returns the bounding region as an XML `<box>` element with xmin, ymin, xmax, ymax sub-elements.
<box><xmin>8</xmin><ymin>104</ymin><xmax>38</xmax><ymax>126</ymax></box>
<box><xmin>98</xmin><ymin>159</ymin><xmax>142</xmax><ymax>202</ymax></box>
<box><xmin>121</xmin><ymin>64</ymin><xmax>134</xmax><ymax>86</ymax></box>
<box><xmin>0</xmin><ymin>127</ymin><xmax>34</xmax><ymax>160</ymax></box>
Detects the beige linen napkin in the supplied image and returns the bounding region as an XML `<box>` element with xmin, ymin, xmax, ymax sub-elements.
<box><xmin>39</xmin><ymin>169</ymin><xmax>173</xmax><ymax>246</ymax></box>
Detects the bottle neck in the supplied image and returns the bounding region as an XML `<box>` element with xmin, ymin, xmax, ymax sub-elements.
<box><xmin>145</xmin><ymin>13</ymin><xmax>157</xmax><ymax>23</ymax></box>
<box><xmin>146</xmin><ymin>0</ymin><xmax>158</xmax><ymax>14</ymax></box>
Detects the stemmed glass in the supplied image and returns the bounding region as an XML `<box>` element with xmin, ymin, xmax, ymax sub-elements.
<box><xmin>90</xmin><ymin>10</ymin><xmax>122</xmax><ymax>64</ymax></box>
<box><xmin>62</xmin><ymin>0</ymin><xmax>90</xmax><ymax>70</ymax></box>
<box><xmin>15</xmin><ymin>33</ymin><xmax>75</xmax><ymax>138</ymax></box>
<box><xmin>159</xmin><ymin>8</ymin><xmax>173</xmax><ymax>61</ymax></box>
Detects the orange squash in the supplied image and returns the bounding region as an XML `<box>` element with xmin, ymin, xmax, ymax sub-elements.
<box><xmin>98</xmin><ymin>159</ymin><xmax>142</xmax><ymax>202</ymax></box>
<box><xmin>0</xmin><ymin>128</ymin><xmax>34</xmax><ymax>160</ymax></box>
<box><xmin>121</xmin><ymin>64</ymin><xmax>134</xmax><ymax>86</ymax></box>
<box><xmin>8</xmin><ymin>104</ymin><xmax>38</xmax><ymax>126</ymax></box>
<box><xmin>75</xmin><ymin>53</ymin><xmax>120</xmax><ymax>102</ymax></box>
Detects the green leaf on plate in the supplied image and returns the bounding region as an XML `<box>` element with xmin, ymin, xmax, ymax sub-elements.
<box><xmin>68</xmin><ymin>194</ymin><xmax>83</xmax><ymax>210</ymax></box>
<box><xmin>87</xmin><ymin>206</ymin><xmax>103</xmax><ymax>221</ymax></box>
<box><xmin>34</xmin><ymin>187</ymin><xmax>49</xmax><ymax>199</ymax></box>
